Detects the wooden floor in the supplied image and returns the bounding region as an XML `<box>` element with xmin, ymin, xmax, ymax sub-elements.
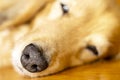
<box><xmin>0</xmin><ymin>60</ymin><xmax>120</xmax><ymax>80</ymax></box>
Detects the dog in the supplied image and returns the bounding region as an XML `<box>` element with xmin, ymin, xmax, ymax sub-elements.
<box><xmin>0</xmin><ymin>0</ymin><xmax>120</xmax><ymax>78</ymax></box>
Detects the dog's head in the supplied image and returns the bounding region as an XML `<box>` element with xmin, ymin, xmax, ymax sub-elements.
<box><xmin>12</xmin><ymin>0</ymin><xmax>120</xmax><ymax>77</ymax></box>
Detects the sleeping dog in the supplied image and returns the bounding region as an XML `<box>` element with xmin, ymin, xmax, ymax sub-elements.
<box><xmin>0</xmin><ymin>0</ymin><xmax>120</xmax><ymax>77</ymax></box>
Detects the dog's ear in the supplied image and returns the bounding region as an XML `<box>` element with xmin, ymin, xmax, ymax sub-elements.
<box><xmin>0</xmin><ymin>0</ymin><xmax>48</xmax><ymax>30</ymax></box>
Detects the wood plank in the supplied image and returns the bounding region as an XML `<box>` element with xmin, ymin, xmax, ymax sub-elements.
<box><xmin>0</xmin><ymin>60</ymin><xmax>120</xmax><ymax>80</ymax></box>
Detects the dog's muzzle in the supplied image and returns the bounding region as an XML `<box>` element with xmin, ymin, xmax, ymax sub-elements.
<box><xmin>21</xmin><ymin>43</ymin><xmax>48</xmax><ymax>73</ymax></box>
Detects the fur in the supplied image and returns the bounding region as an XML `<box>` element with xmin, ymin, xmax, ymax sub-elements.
<box><xmin>0</xmin><ymin>0</ymin><xmax>120</xmax><ymax>77</ymax></box>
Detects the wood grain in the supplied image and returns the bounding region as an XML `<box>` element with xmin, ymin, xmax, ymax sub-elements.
<box><xmin>0</xmin><ymin>60</ymin><xmax>120</xmax><ymax>80</ymax></box>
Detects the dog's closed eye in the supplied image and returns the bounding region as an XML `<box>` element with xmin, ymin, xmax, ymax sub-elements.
<box><xmin>86</xmin><ymin>45</ymin><xmax>98</xmax><ymax>56</ymax></box>
<box><xmin>60</xmin><ymin>3</ymin><xmax>69</xmax><ymax>14</ymax></box>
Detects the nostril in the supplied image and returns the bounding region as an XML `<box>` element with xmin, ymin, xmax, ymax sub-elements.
<box><xmin>30</xmin><ymin>64</ymin><xmax>38</xmax><ymax>72</ymax></box>
<box><xmin>31</xmin><ymin>64</ymin><xmax>37</xmax><ymax>69</ymax></box>
<box><xmin>24</xmin><ymin>54</ymin><xmax>30</xmax><ymax>60</ymax></box>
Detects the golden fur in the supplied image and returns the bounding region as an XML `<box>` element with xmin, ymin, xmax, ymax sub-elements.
<box><xmin>0</xmin><ymin>0</ymin><xmax>120</xmax><ymax>77</ymax></box>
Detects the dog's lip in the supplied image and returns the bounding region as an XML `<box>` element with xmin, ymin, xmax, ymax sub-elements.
<box><xmin>17</xmin><ymin>65</ymin><xmax>24</xmax><ymax>73</ymax></box>
<box><xmin>16</xmin><ymin>65</ymin><xmax>32</xmax><ymax>77</ymax></box>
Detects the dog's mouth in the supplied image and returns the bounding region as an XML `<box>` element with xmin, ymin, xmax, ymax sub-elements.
<box><xmin>20</xmin><ymin>43</ymin><xmax>48</xmax><ymax>73</ymax></box>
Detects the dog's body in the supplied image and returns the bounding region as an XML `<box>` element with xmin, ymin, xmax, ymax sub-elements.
<box><xmin>0</xmin><ymin>0</ymin><xmax>120</xmax><ymax>77</ymax></box>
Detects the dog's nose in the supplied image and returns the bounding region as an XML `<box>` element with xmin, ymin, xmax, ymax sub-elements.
<box><xmin>21</xmin><ymin>43</ymin><xmax>48</xmax><ymax>73</ymax></box>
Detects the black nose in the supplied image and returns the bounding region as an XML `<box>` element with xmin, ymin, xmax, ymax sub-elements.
<box><xmin>21</xmin><ymin>43</ymin><xmax>48</xmax><ymax>73</ymax></box>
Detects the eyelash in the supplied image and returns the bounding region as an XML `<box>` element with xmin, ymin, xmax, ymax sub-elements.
<box><xmin>60</xmin><ymin>3</ymin><xmax>69</xmax><ymax>14</ymax></box>
<box><xmin>86</xmin><ymin>45</ymin><xmax>98</xmax><ymax>56</ymax></box>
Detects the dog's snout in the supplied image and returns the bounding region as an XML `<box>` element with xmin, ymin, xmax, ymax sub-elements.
<box><xmin>21</xmin><ymin>43</ymin><xmax>48</xmax><ymax>73</ymax></box>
